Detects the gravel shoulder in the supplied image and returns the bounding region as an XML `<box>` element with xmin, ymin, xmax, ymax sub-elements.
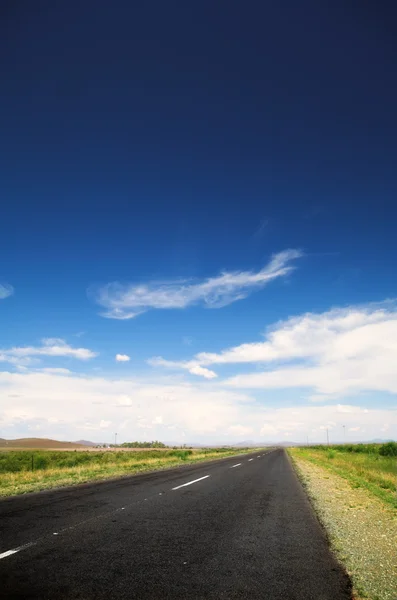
<box><xmin>289</xmin><ymin>452</ymin><xmax>397</xmax><ymax>600</ymax></box>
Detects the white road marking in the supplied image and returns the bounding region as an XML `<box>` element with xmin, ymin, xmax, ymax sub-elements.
<box><xmin>172</xmin><ymin>475</ymin><xmax>210</xmax><ymax>490</ymax></box>
<box><xmin>0</xmin><ymin>542</ymin><xmax>35</xmax><ymax>560</ymax></box>
<box><xmin>257</xmin><ymin>456</ymin><xmax>260</xmax><ymax>458</ymax></box>
<box><xmin>0</xmin><ymin>549</ymin><xmax>19</xmax><ymax>559</ymax></box>
<box><xmin>230</xmin><ymin>463</ymin><xmax>241</xmax><ymax>468</ymax></box>
<box><xmin>248</xmin><ymin>458</ymin><xmax>253</xmax><ymax>461</ymax></box>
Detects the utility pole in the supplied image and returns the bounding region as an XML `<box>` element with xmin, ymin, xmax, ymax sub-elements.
<box><xmin>114</xmin><ymin>432</ymin><xmax>117</xmax><ymax>447</ymax></box>
<box><xmin>343</xmin><ymin>425</ymin><xmax>346</xmax><ymax>443</ymax></box>
<box><xmin>326</xmin><ymin>428</ymin><xmax>329</xmax><ymax>446</ymax></box>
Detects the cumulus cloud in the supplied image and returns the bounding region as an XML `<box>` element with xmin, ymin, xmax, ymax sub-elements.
<box><xmin>153</xmin><ymin>301</ymin><xmax>397</xmax><ymax>399</ymax></box>
<box><xmin>0</xmin><ymin>369</ymin><xmax>395</xmax><ymax>442</ymax></box>
<box><xmin>0</xmin><ymin>338</ymin><xmax>97</xmax><ymax>365</ymax></box>
<box><xmin>93</xmin><ymin>249</ymin><xmax>303</xmax><ymax>319</ymax></box>
<box><xmin>115</xmin><ymin>354</ymin><xmax>130</xmax><ymax>362</ymax></box>
<box><xmin>0</xmin><ymin>283</ymin><xmax>14</xmax><ymax>300</ymax></box>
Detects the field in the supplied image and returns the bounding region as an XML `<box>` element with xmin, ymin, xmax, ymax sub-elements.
<box><xmin>0</xmin><ymin>447</ymin><xmax>259</xmax><ymax>497</ymax></box>
<box><xmin>290</xmin><ymin>443</ymin><xmax>397</xmax><ymax>508</ymax></box>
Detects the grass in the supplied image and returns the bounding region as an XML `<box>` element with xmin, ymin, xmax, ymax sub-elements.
<box><xmin>289</xmin><ymin>445</ymin><xmax>397</xmax><ymax>509</ymax></box>
<box><xmin>0</xmin><ymin>448</ymin><xmax>261</xmax><ymax>497</ymax></box>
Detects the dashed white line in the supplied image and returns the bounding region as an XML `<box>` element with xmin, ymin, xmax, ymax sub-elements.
<box><xmin>230</xmin><ymin>463</ymin><xmax>242</xmax><ymax>468</ymax></box>
<box><xmin>0</xmin><ymin>542</ymin><xmax>35</xmax><ymax>560</ymax></box>
<box><xmin>172</xmin><ymin>475</ymin><xmax>210</xmax><ymax>491</ymax></box>
<box><xmin>248</xmin><ymin>458</ymin><xmax>254</xmax><ymax>462</ymax></box>
<box><xmin>0</xmin><ymin>549</ymin><xmax>19</xmax><ymax>560</ymax></box>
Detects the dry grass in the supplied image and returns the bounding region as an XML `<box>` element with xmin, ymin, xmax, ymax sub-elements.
<box><xmin>290</xmin><ymin>447</ymin><xmax>397</xmax><ymax>508</ymax></box>
<box><xmin>0</xmin><ymin>448</ymin><xmax>259</xmax><ymax>497</ymax></box>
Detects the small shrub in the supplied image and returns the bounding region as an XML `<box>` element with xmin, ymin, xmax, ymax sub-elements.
<box><xmin>168</xmin><ymin>450</ymin><xmax>192</xmax><ymax>460</ymax></box>
<box><xmin>33</xmin><ymin>454</ymin><xmax>50</xmax><ymax>470</ymax></box>
<box><xmin>379</xmin><ymin>442</ymin><xmax>397</xmax><ymax>457</ymax></box>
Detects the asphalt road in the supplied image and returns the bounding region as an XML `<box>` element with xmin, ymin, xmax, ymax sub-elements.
<box><xmin>0</xmin><ymin>449</ymin><xmax>352</xmax><ymax>599</ymax></box>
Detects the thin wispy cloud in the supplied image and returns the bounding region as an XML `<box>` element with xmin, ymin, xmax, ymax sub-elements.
<box><xmin>0</xmin><ymin>338</ymin><xmax>98</xmax><ymax>366</ymax></box>
<box><xmin>0</xmin><ymin>283</ymin><xmax>14</xmax><ymax>300</ymax></box>
<box><xmin>93</xmin><ymin>249</ymin><xmax>303</xmax><ymax>320</ymax></box>
<box><xmin>148</xmin><ymin>357</ymin><xmax>217</xmax><ymax>379</ymax></box>
<box><xmin>252</xmin><ymin>218</ymin><xmax>269</xmax><ymax>239</ymax></box>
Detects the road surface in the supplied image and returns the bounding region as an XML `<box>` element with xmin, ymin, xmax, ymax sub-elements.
<box><xmin>0</xmin><ymin>449</ymin><xmax>352</xmax><ymax>599</ymax></box>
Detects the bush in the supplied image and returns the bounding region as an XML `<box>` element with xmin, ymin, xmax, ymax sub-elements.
<box><xmin>379</xmin><ymin>442</ymin><xmax>397</xmax><ymax>457</ymax></box>
<box><xmin>33</xmin><ymin>454</ymin><xmax>50</xmax><ymax>470</ymax></box>
<box><xmin>168</xmin><ymin>450</ymin><xmax>192</xmax><ymax>460</ymax></box>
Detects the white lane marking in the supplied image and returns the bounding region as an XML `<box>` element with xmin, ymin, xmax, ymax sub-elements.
<box><xmin>0</xmin><ymin>542</ymin><xmax>35</xmax><ymax>560</ymax></box>
<box><xmin>0</xmin><ymin>549</ymin><xmax>19</xmax><ymax>559</ymax></box>
<box><xmin>172</xmin><ymin>475</ymin><xmax>210</xmax><ymax>490</ymax></box>
<box><xmin>230</xmin><ymin>463</ymin><xmax>242</xmax><ymax>468</ymax></box>
<box><xmin>257</xmin><ymin>456</ymin><xmax>260</xmax><ymax>458</ymax></box>
<box><xmin>248</xmin><ymin>458</ymin><xmax>253</xmax><ymax>461</ymax></box>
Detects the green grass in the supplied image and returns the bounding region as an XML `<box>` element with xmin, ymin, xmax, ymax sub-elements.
<box><xmin>0</xmin><ymin>448</ymin><xmax>261</xmax><ymax>497</ymax></box>
<box><xmin>289</xmin><ymin>445</ymin><xmax>397</xmax><ymax>509</ymax></box>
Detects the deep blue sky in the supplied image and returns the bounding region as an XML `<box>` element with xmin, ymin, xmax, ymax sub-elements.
<box><xmin>1</xmin><ymin>1</ymin><xmax>397</xmax><ymax>442</ymax></box>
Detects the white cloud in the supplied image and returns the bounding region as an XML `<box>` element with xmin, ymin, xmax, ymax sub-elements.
<box><xmin>148</xmin><ymin>357</ymin><xmax>217</xmax><ymax>379</ymax></box>
<box><xmin>93</xmin><ymin>249</ymin><xmax>303</xmax><ymax>319</ymax></box>
<box><xmin>228</xmin><ymin>424</ymin><xmax>254</xmax><ymax>437</ymax></box>
<box><xmin>115</xmin><ymin>354</ymin><xmax>130</xmax><ymax>362</ymax></box>
<box><xmin>188</xmin><ymin>365</ymin><xmax>217</xmax><ymax>379</ymax></box>
<box><xmin>116</xmin><ymin>395</ymin><xmax>133</xmax><ymax>406</ymax></box>
<box><xmin>0</xmin><ymin>283</ymin><xmax>14</xmax><ymax>300</ymax></box>
<box><xmin>0</xmin><ymin>369</ymin><xmax>395</xmax><ymax>442</ymax></box>
<box><xmin>154</xmin><ymin>301</ymin><xmax>397</xmax><ymax>399</ymax></box>
<box><xmin>38</xmin><ymin>368</ymin><xmax>72</xmax><ymax>375</ymax></box>
<box><xmin>260</xmin><ymin>423</ymin><xmax>278</xmax><ymax>436</ymax></box>
<box><xmin>0</xmin><ymin>338</ymin><xmax>97</xmax><ymax>365</ymax></box>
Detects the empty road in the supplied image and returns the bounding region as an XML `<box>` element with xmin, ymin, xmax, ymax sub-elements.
<box><xmin>0</xmin><ymin>449</ymin><xmax>352</xmax><ymax>599</ymax></box>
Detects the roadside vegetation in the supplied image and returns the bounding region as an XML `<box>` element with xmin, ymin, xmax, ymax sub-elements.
<box><xmin>119</xmin><ymin>440</ymin><xmax>167</xmax><ymax>448</ymax></box>
<box><xmin>290</xmin><ymin>443</ymin><xmax>397</xmax><ymax>508</ymax></box>
<box><xmin>289</xmin><ymin>444</ymin><xmax>397</xmax><ymax>600</ymax></box>
<box><xmin>0</xmin><ymin>447</ymin><xmax>259</xmax><ymax>497</ymax></box>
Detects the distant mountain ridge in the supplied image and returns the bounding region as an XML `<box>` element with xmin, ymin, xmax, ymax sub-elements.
<box><xmin>74</xmin><ymin>440</ymin><xmax>98</xmax><ymax>447</ymax></box>
<box><xmin>0</xmin><ymin>438</ymin><xmax>87</xmax><ymax>449</ymax></box>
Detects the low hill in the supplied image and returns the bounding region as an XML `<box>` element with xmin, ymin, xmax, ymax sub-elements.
<box><xmin>0</xmin><ymin>438</ymin><xmax>86</xmax><ymax>449</ymax></box>
<box><xmin>74</xmin><ymin>440</ymin><xmax>98</xmax><ymax>447</ymax></box>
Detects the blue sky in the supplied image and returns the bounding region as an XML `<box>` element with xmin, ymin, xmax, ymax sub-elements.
<box><xmin>1</xmin><ymin>1</ymin><xmax>397</xmax><ymax>443</ymax></box>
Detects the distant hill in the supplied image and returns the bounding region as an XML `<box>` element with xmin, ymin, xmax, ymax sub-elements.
<box><xmin>0</xmin><ymin>438</ymin><xmax>86</xmax><ymax>449</ymax></box>
<box><xmin>74</xmin><ymin>440</ymin><xmax>98</xmax><ymax>447</ymax></box>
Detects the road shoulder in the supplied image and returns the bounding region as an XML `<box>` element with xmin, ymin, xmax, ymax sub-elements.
<box><xmin>289</xmin><ymin>451</ymin><xmax>397</xmax><ymax>600</ymax></box>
